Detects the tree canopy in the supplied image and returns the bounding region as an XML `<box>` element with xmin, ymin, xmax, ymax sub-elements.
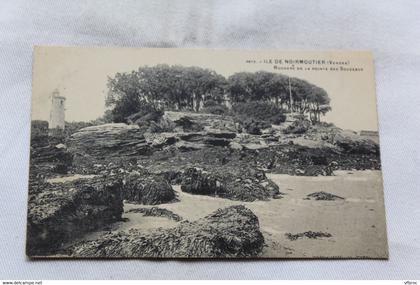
<box><xmin>106</xmin><ymin>65</ymin><xmax>226</xmax><ymax>122</ymax></box>
<box><xmin>106</xmin><ymin>65</ymin><xmax>331</xmax><ymax>124</ymax></box>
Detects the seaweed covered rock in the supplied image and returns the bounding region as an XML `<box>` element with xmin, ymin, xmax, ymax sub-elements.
<box><xmin>123</xmin><ymin>173</ymin><xmax>177</xmax><ymax>205</ymax></box>
<box><xmin>181</xmin><ymin>166</ymin><xmax>282</xmax><ymax>202</ymax></box>
<box><xmin>126</xmin><ymin>207</ymin><xmax>183</xmax><ymax>222</ymax></box>
<box><xmin>69</xmin><ymin>205</ymin><xmax>264</xmax><ymax>258</ymax></box>
<box><xmin>181</xmin><ymin>168</ymin><xmax>223</xmax><ymax>196</ymax></box>
<box><xmin>306</xmin><ymin>191</ymin><xmax>344</xmax><ymax>201</ymax></box>
<box><xmin>285</xmin><ymin>231</ymin><xmax>332</xmax><ymax>241</ymax></box>
<box><xmin>26</xmin><ymin>176</ymin><xmax>124</xmax><ymax>256</ymax></box>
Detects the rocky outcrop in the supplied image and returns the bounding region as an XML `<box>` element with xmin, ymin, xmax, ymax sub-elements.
<box><xmin>30</xmin><ymin>133</ymin><xmax>73</xmax><ymax>176</ymax></box>
<box><xmin>180</xmin><ymin>166</ymin><xmax>283</xmax><ymax>202</ymax></box>
<box><xmin>173</xmin><ymin>116</ymin><xmax>204</xmax><ymax>132</ymax></box>
<box><xmin>69</xmin><ymin>205</ymin><xmax>264</xmax><ymax>258</ymax></box>
<box><xmin>123</xmin><ymin>173</ymin><xmax>177</xmax><ymax>205</ymax></box>
<box><xmin>144</xmin><ymin>130</ymin><xmax>237</xmax><ymax>151</ymax></box>
<box><xmin>229</xmin><ymin>133</ymin><xmax>270</xmax><ymax>150</ymax></box>
<box><xmin>178</xmin><ymin>131</ymin><xmax>236</xmax><ymax>147</ymax></box>
<box><xmin>302</xmin><ymin>125</ymin><xmax>379</xmax><ymax>155</ymax></box>
<box><xmin>143</xmin><ymin>133</ymin><xmax>177</xmax><ymax>148</ymax></box>
<box><xmin>26</xmin><ymin>176</ymin><xmax>124</xmax><ymax>256</ymax></box>
<box><xmin>68</xmin><ymin>124</ymin><xmax>151</xmax><ymax>170</ymax></box>
<box><xmin>181</xmin><ymin>168</ymin><xmax>222</xmax><ymax>196</ymax></box>
<box><xmin>333</xmin><ymin>131</ymin><xmax>379</xmax><ymax>155</ymax></box>
<box><xmin>244</xmin><ymin>144</ymin><xmax>381</xmax><ymax>175</ymax></box>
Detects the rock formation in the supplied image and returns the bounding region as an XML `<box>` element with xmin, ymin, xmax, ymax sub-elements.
<box><xmin>26</xmin><ymin>176</ymin><xmax>124</xmax><ymax>256</ymax></box>
<box><xmin>123</xmin><ymin>173</ymin><xmax>177</xmax><ymax>205</ymax></box>
<box><xmin>30</xmin><ymin>131</ymin><xmax>73</xmax><ymax>177</ymax></box>
<box><xmin>69</xmin><ymin>205</ymin><xmax>264</xmax><ymax>258</ymax></box>
<box><xmin>181</xmin><ymin>166</ymin><xmax>283</xmax><ymax>202</ymax></box>
<box><xmin>67</xmin><ymin>123</ymin><xmax>151</xmax><ymax>171</ymax></box>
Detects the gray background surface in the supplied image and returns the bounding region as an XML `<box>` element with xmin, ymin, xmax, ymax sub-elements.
<box><xmin>0</xmin><ymin>0</ymin><xmax>419</xmax><ymax>280</ymax></box>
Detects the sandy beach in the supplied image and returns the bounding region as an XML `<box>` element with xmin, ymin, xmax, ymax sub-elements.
<box><xmin>79</xmin><ymin>170</ymin><xmax>389</xmax><ymax>258</ymax></box>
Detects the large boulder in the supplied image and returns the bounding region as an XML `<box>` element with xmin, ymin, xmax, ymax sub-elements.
<box><xmin>69</xmin><ymin>205</ymin><xmax>265</xmax><ymax>258</ymax></box>
<box><xmin>181</xmin><ymin>168</ymin><xmax>223</xmax><ymax>196</ymax></box>
<box><xmin>123</xmin><ymin>173</ymin><xmax>177</xmax><ymax>205</ymax></box>
<box><xmin>26</xmin><ymin>176</ymin><xmax>124</xmax><ymax>256</ymax></box>
<box><xmin>181</xmin><ymin>166</ymin><xmax>282</xmax><ymax>202</ymax></box>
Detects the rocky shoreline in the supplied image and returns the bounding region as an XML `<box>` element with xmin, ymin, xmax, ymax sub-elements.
<box><xmin>27</xmin><ymin>111</ymin><xmax>381</xmax><ymax>257</ymax></box>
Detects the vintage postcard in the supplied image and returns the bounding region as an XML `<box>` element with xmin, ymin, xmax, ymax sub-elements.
<box><xmin>27</xmin><ymin>47</ymin><xmax>387</xmax><ymax>258</ymax></box>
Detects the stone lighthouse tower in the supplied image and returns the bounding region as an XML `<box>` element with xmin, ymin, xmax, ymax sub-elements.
<box><xmin>49</xmin><ymin>89</ymin><xmax>66</xmax><ymax>129</ymax></box>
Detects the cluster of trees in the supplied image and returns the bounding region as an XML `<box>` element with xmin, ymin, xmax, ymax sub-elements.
<box><xmin>106</xmin><ymin>65</ymin><xmax>331</xmax><ymax>123</ymax></box>
<box><xmin>106</xmin><ymin>65</ymin><xmax>225</xmax><ymax>122</ymax></box>
<box><xmin>227</xmin><ymin>72</ymin><xmax>331</xmax><ymax>123</ymax></box>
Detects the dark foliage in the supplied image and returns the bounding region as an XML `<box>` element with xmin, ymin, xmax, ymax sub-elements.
<box><xmin>201</xmin><ymin>104</ymin><xmax>229</xmax><ymax>115</ymax></box>
<box><xmin>232</xmin><ymin>102</ymin><xmax>286</xmax><ymax>125</ymax></box>
<box><xmin>240</xmin><ymin>119</ymin><xmax>271</xmax><ymax>135</ymax></box>
<box><xmin>231</xmin><ymin>101</ymin><xmax>285</xmax><ymax>134</ymax></box>
<box><xmin>126</xmin><ymin>103</ymin><xmax>163</xmax><ymax>125</ymax></box>
<box><xmin>31</xmin><ymin>120</ymin><xmax>49</xmax><ymax>137</ymax></box>
<box><xmin>283</xmin><ymin>118</ymin><xmax>312</xmax><ymax>134</ymax></box>
<box><xmin>106</xmin><ymin>65</ymin><xmax>330</xmax><ymax>123</ymax></box>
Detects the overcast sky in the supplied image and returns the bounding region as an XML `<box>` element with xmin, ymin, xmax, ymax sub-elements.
<box><xmin>32</xmin><ymin>47</ymin><xmax>379</xmax><ymax>131</ymax></box>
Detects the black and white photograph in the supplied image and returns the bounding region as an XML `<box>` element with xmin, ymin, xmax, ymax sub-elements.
<box><xmin>27</xmin><ymin>47</ymin><xmax>387</xmax><ymax>258</ymax></box>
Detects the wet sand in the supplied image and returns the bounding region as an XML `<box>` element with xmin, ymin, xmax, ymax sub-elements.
<box><xmin>89</xmin><ymin>170</ymin><xmax>389</xmax><ymax>258</ymax></box>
